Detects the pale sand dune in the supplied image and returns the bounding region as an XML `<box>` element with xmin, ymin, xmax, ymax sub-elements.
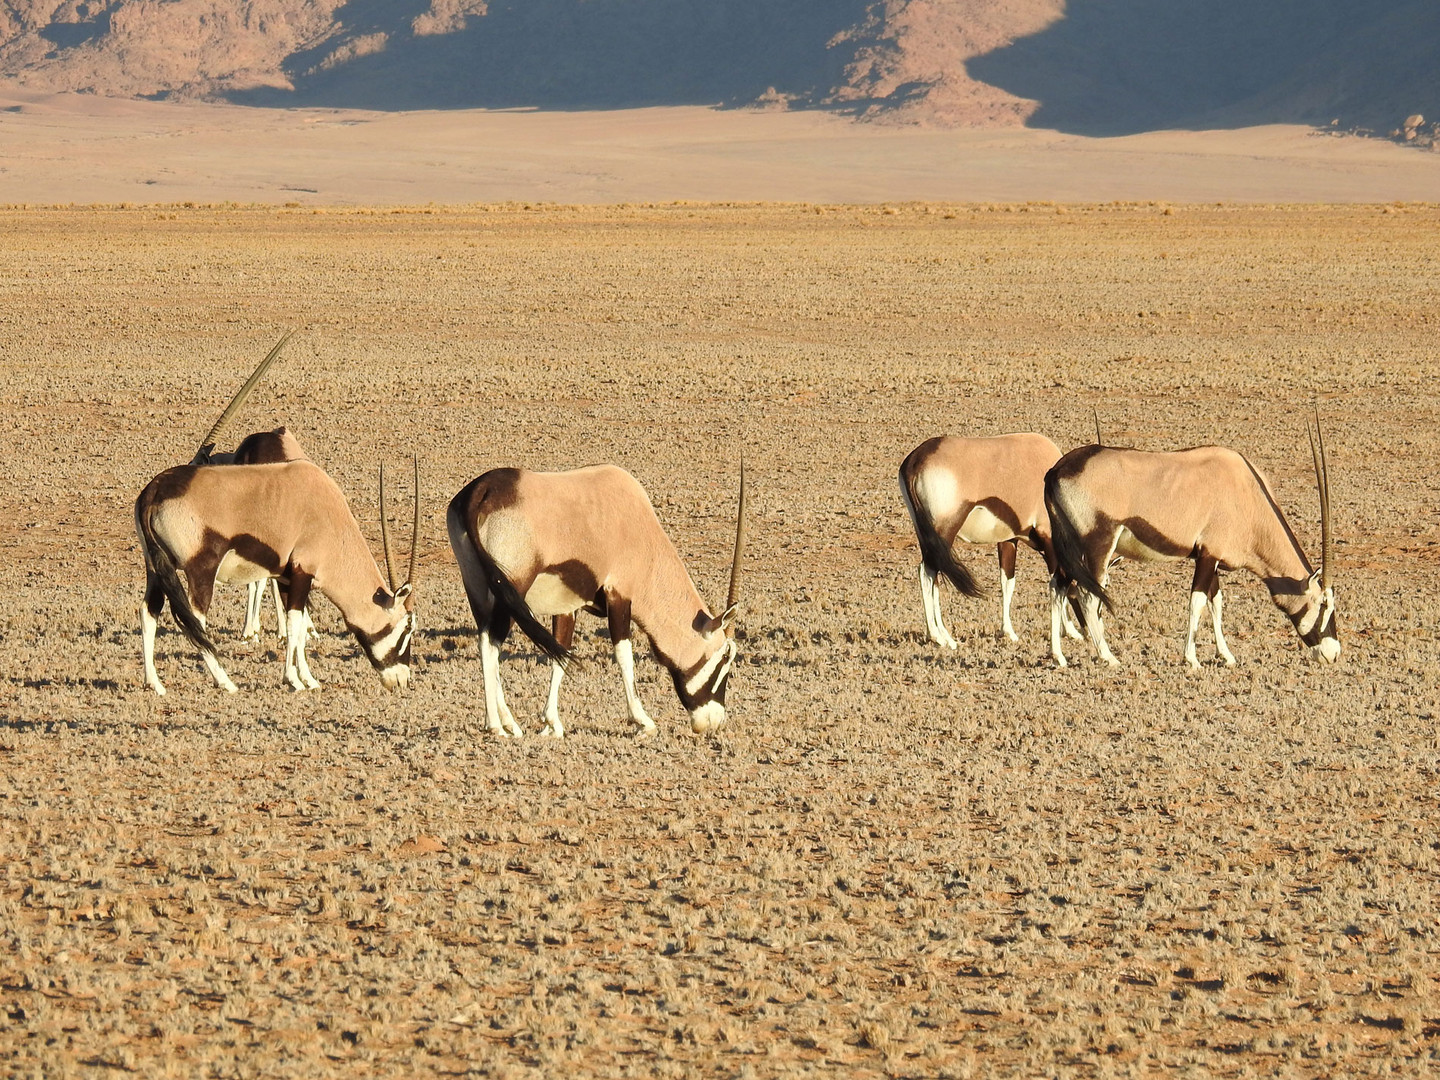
<box><xmin>0</xmin><ymin>88</ymin><xmax>1435</xmax><ymax>205</ymax></box>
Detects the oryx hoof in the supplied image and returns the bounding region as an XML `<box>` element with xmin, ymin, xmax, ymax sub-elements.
<box><xmin>633</xmin><ymin>725</ymin><xmax>658</xmax><ymax>740</ymax></box>
<box><xmin>1003</xmin><ymin>629</ymin><xmax>1019</xmax><ymax>643</ymax></box>
<box><xmin>538</xmin><ymin>723</ymin><xmax>563</xmax><ymax>739</ymax></box>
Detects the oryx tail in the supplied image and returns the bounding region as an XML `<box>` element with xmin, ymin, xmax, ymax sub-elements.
<box><xmin>445</xmin><ymin>491</ymin><xmax>570</xmax><ymax>669</ymax></box>
<box><xmin>1043</xmin><ymin>459</ymin><xmax>1113</xmax><ymax>613</ymax></box>
<box><xmin>134</xmin><ymin>494</ymin><xmax>216</xmax><ymax>655</ymax></box>
<box><xmin>897</xmin><ymin>458</ymin><xmax>982</xmax><ymax>599</ymax></box>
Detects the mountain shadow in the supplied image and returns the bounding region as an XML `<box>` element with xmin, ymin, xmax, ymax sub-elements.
<box><xmin>967</xmin><ymin>0</ymin><xmax>1440</xmax><ymax>135</ymax></box>
<box><xmin>231</xmin><ymin>0</ymin><xmax>881</xmax><ymax>112</ymax></box>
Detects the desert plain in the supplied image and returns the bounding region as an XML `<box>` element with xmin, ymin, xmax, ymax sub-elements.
<box><xmin>1</xmin><ymin>199</ymin><xmax>1439</xmax><ymax>1077</ymax></box>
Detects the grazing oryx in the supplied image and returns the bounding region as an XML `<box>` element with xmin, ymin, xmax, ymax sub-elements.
<box><xmin>135</xmin><ymin>457</ymin><xmax>420</xmax><ymax>694</ymax></box>
<box><xmin>899</xmin><ymin>433</ymin><xmax>1083</xmax><ymax>647</ymax></box>
<box><xmin>447</xmin><ymin>462</ymin><xmax>746</xmax><ymax>737</ymax></box>
<box><xmin>1042</xmin><ymin>424</ymin><xmax>1339</xmax><ymax>669</ymax></box>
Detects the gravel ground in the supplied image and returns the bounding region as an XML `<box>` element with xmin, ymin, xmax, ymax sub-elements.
<box><xmin>1</xmin><ymin>202</ymin><xmax>1437</xmax><ymax>1077</ymax></box>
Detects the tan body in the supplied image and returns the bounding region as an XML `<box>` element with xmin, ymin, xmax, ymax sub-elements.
<box><xmin>899</xmin><ymin>433</ymin><xmax>1080</xmax><ymax>646</ymax></box>
<box><xmin>1044</xmin><ymin>444</ymin><xmax>1339</xmax><ymax>668</ymax></box>
<box><xmin>447</xmin><ymin>464</ymin><xmax>740</xmax><ymax>737</ymax></box>
<box><xmin>136</xmin><ymin>460</ymin><xmax>416</xmax><ymax>694</ymax></box>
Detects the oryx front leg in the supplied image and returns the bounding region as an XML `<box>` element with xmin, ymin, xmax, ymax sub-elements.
<box><xmin>997</xmin><ymin>540</ymin><xmax>1019</xmax><ymax>642</ymax></box>
<box><xmin>607</xmin><ymin>597</ymin><xmax>655</xmax><ymax>736</ymax></box>
<box><xmin>539</xmin><ymin>613</ymin><xmax>575</xmax><ymax>738</ymax></box>
<box><xmin>1186</xmin><ymin>553</ymin><xmax>1233</xmax><ymax>668</ymax></box>
<box><xmin>919</xmin><ymin>563</ymin><xmax>958</xmax><ymax>649</ymax></box>
<box><xmin>283</xmin><ymin>609</ymin><xmax>320</xmax><ymax>690</ymax></box>
<box><xmin>479</xmin><ymin>629</ymin><xmax>524</xmax><ymax>737</ymax></box>
<box><xmin>613</xmin><ymin>638</ymin><xmax>656</xmax><ymax>736</ymax></box>
<box><xmin>282</xmin><ymin>573</ymin><xmax>320</xmax><ymax>690</ymax></box>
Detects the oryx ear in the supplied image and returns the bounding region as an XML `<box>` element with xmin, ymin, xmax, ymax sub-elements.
<box><xmin>718</xmin><ymin>603</ymin><xmax>739</xmax><ymax>635</ymax></box>
<box><xmin>393</xmin><ymin>583</ymin><xmax>414</xmax><ymax>606</ymax></box>
<box><xmin>698</xmin><ymin>605</ymin><xmax>739</xmax><ymax>636</ymax></box>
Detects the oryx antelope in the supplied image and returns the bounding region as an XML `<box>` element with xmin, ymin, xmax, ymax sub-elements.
<box><xmin>135</xmin><ymin>457</ymin><xmax>420</xmax><ymax>694</ymax></box>
<box><xmin>447</xmin><ymin>462</ymin><xmax>746</xmax><ymax>737</ymax></box>
<box><xmin>1042</xmin><ymin>424</ymin><xmax>1339</xmax><ymax>668</ymax></box>
<box><xmin>899</xmin><ymin>433</ymin><xmax>1083</xmax><ymax>647</ymax></box>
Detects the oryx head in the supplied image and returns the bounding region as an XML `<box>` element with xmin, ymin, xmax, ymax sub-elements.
<box><xmin>676</xmin><ymin>459</ymin><xmax>746</xmax><ymax>733</ymax></box>
<box><xmin>369</xmin><ymin>457</ymin><xmax>421</xmax><ymax>691</ymax></box>
<box><xmin>1300</xmin><ymin>418</ymin><xmax>1340</xmax><ymax>662</ymax></box>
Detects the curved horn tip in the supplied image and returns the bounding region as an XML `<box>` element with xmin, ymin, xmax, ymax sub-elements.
<box><xmin>197</xmin><ymin>329</ymin><xmax>296</xmax><ymax>452</ymax></box>
<box><xmin>724</xmin><ymin>456</ymin><xmax>747</xmax><ymax>615</ymax></box>
<box><xmin>379</xmin><ymin>463</ymin><xmax>398</xmax><ymax>593</ymax></box>
<box><xmin>407</xmin><ymin>455</ymin><xmax>421</xmax><ymax>588</ymax></box>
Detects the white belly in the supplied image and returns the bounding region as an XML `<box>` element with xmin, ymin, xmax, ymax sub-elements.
<box><xmin>215</xmin><ymin>550</ymin><xmax>273</xmax><ymax>586</ymax></box>
<box><xmin>957</xmin><ymin>505</ymin><xmax>1017</xmax><ymax>546</ymax></box>
<box><xmin>1113</xmin><ymin>528</ymin><xmax>1183</xmax><ymax>563</ymax></box>
<box><xmin>524</xmin><ymin>573</ymin><xmax>588</xmax><ymax>617</ymax></box>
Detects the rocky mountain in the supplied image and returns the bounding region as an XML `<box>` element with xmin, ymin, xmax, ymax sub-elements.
<box><xmin>0</xmin><ymin>0</ymin><xmax>1434</xmax><ymax>133</ymax></box>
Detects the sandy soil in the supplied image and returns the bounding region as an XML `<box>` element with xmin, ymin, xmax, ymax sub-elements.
<box><xmin>1</xmin><ymin>203</ymin><xmax>1438</xmax><ymax>1076</ymax></box>
<box><xmin>2</xmin><ymin>89</ymin><xmax>1438</xmax><ymax>205</ymax></box>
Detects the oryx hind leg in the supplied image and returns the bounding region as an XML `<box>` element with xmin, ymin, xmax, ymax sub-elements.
<box><xmin>1048</xmin><ymin>572</ymin><xmax>1070</xmax><ymax>667</ymax></box>
<box><xmin>539</xmin><ymin>613</ymin><xmax>575</xmax><ymax>738</ymax></box>
<box><xmin>242</xmin><ymin>581</ymin><xmax>265</xmax><ymax>640</ymax></box>
<box><xmin>270</xmin><ymin>579</ymin><xmax>288</xmax><ymax>642</ymax></box>
<box><xmin>918</xmin><ymin>563</ymin><xmax>958</xmax><ymax>649</ymax></box>
<box><xmin>183</xmin><ymin>555</ymin><xmax>238</xmax><ymax>692</ymax></box>
<box><xmin>1211</xmin><ymin>590</ymin><xmax>1236</xmax><ymax>666</ymax></box>
<box><xmin>141</xmin><ymin>572</ymin><xmax>167</xmax><ymax>695</ymax></box>
<box><xmin>194</xmin><ymin>615</ymin><xmax>238</xmax><ymax>693</ymax></box>
<box><xmin>480</xmin><ymin>625</ymin><xmax>523</xmax><ymax>738</ymax></box>
<box><xmin>1073</xmin><ymin>533</ymin><xmax>1121</xmax><ymax>667</ymax></box>
<box><xmin>1038</xmin><ymin>533</ymin><xmax>1084</xmax><ymax>645</ymax></box>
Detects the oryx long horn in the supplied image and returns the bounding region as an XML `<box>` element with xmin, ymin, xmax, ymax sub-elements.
<box><xmin>1093</xmin><ymin>408</ymin><xmax>1103</xmax><ymax>447</ymax></box>
<box><xmin>1309</xmin><ymin>413</ymin><xmax>1332</xmax><ymax>589</ymax></box>
<box><xmin>379</xmin><ymin>463</ymin><xmax>398</xmax><ymax>593</ymax></box>
<box><xmin>725</xmin><ymin>456</ymin><xmax>747</xmax><ymax>614</ymax></box>
<box><xmin>197</xmin><ymin>330</ymin><xmax>294</xmax><ymax>456</ymax></box>
<box><xmin>407</xmin><ymin>455</ymin><xmax>420</xmax><ymax>587</ymax></box>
